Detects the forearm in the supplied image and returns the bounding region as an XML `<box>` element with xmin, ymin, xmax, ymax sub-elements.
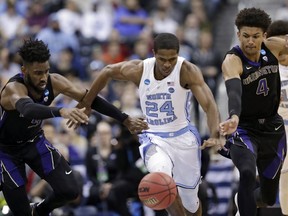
<box><xmin>225</xmin><ymin>78</ymin><xmax>242</xmax><ymax>118</ymax></box>
<box><xmin>91</xmin><ymin>96</ymin><xmax>128</xmax><ymax>123</ymax></box>
<box><xmin>206</xmin><ymin>102</ymin><xmax>220</xmax><ymax>138</ymax></box>
<box><xmin>83</xmin><ymin>72</ymin><xmax>110</xmax><ymax>106</ymax></box>
<box><xmin>15</xmin><ymin>98</ymin><xmax>61</xmax><ymax>119</ymax></box>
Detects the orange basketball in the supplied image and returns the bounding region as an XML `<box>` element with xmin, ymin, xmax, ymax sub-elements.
<box><xmin>138</xmin><ymin>172</ymin><xmax>177</xmax><ymax>210</ymax></box>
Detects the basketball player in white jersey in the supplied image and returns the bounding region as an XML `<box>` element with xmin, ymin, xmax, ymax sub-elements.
<box><xmin>78</xmin><ymin>33</ymin><xmax>222</xmax><ymax>216</ymax></box>
<box><xmin>267</xmin><ymin>20</ymin><xmax>288</xmax><ymax>216</ymax></box>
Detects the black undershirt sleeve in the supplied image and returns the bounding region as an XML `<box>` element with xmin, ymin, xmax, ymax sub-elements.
<box><xmin>225</xmin><ymin>78</ymin><xmax>242</xmax><ymax>118</ymax></box>
<box><xmin>91</xmin><ymin>96</ymin><xmax>128</xmax><ymax>123</ymax></box>
<box><xmin>15</xmin><ymin>98</ymin><xmax>61</xmax><ymax>119</ymax></box>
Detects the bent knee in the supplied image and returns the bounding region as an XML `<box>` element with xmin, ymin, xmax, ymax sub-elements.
<box><xmin>58</xmin><ymin>186</ymin><xmax>79</xmax><ymax>201</ymax></box>
<box><xmin>240</xmin><ymin>168</ymin><xmax>256</xmax><ymax>184</ymax></box>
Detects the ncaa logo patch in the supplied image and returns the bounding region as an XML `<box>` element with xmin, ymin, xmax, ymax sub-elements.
<box><xmin>144</xmin><ymin>79</ymin><xmax>150</xmax><ymax>85</ymax></box>
<box><xmin>168</xmin><ymin>87</ymin><xmax>175</xmax><ymax>93</ymax></box>
<box><xmin>260</xmin><ymin>49</ymin><xmax>266</xmax><ymax>55</ymax></box>
<box><xmin>43</xmin><ymin>89</ymin><xmax>49</xmax><ymax>102</ymax></box>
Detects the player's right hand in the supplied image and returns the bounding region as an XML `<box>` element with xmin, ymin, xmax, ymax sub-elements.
<box><xmin>123</xmin><ymin>116</ymin><xmax>149</xmax><ymax>134</ymax></box>
<box><xmin>60</xmin><ymin>107</ymin><xmax>89</xmax><ymax>126</ymax></box>
<box><xmin>219</xmin><ymin>115</ymin><xmax>239</xmax><ymax>136</ymax></box>
<box><xmin>201</xmin><ymin>136</ymin><xmax>226</xmax><ymax>150</ymax></box>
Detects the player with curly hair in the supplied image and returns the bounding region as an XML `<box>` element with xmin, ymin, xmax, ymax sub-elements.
<box><xmin>219</xmin><ymin>8</ymin><xmax>288</xmax><ymax>216</ymax></box>
<box><xmin>0</xmin><ymin>38</ymin><xmax>147</xmax><ymax>216</ymax></box>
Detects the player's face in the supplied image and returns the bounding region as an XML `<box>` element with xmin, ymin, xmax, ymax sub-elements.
<box><xmin>22</xmin><ymin>61</ymin><xmax>50</xmax><ymax>93</ymax></box>
<box><xmin>154</xmin><ymin>49</ymin><xmax>178</xmax><ymax>80</ymax></box>
<box><xmin>237</xmin><ymin>26</ymin><xmax>266</xmax><ymax>58</ymax></box>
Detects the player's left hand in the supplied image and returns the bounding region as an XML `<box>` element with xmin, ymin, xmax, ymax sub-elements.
<box><xmin>201</xmin><ymin>136</ymin><xmax>226</xmax><ymax>150</ymax></box>
<box><xmin>123</xmin><ymin>116</ymin><xmax>149</xmax><ymax>134</ymax></box>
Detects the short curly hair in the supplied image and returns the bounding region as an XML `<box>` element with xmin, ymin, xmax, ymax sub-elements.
<box><xmin>267</xmin><ymin>20</ymin><xmax>288</xmax><ymax>37</ymax></box>
<box><xmin>153</xmin><ymin>33</ymin><xmax>179</xmax><ymax>53</ymax></box>
<box><xmin>235</xmin><ymin>7</ymin><xmax>271</xmax><ymax>32</ymax></box>
<box><xmin>18</xmin><ymin>38</ymin><xmax>51</xmax><ymax>65</ymax></box>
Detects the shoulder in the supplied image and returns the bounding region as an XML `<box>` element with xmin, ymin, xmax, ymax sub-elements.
<box><xmin>181</xmin><ymin>60</ymin><xmax>201</xmax><ymax>76</ymax></box>
<box><xmin>222</xmin><ymin>53</ymin><xmax>242</xmax><ymax>69</ymax></box>
<box><xmin>49</xmin><ymin>73</ymin><xmax>70</xmax><ymax>85</ymax></box>
<box><xmin>4</xmin><ymin>80</ymin><xmax>27</xmax><ymax>94</ymax></box>
<box><xmin>180</xmin><ymin>60</ymin><xmax>204</xmax><ymax>86</ymax></box>
<box><xmin>48</xmin><ymin>73</ymin><xmax>73</xmax><ymax>93</ymax></box>
<box><xmin>223</xmin><ymin>53</ymin><xmax>241</xmax><ymax>63</ymax></box>
<box><xmin>124</xmin><ymin>59</ymin><xmax>143</xmax><ymax>69</ymax></box>
<box><xmin>264</xmin><ymin>37</ymin><xmax>286</xmax><ymax>57</ymax></box>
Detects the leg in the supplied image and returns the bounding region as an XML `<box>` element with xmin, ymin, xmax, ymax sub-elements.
<box><xmin>166</xmin><ymin>195</ymin><xmax>186</xmax><ymax>215</ymax></box>
<box><xmin>144</xmin><ymin>144</ymin><xmax>187</xmax><ymax>216</ymax></box>
<box><xmin>230</xmin><ymin>144</ymin><xmax>257</xmax><ymax>216</ymax></box>
<box><xmin>2</xmin><ymin>185</ymin><xmax>31</xmax><ymax>216</ymax></box>
<box><xmin>280</xmin><ymin>170</ymin><xmax>288</xmax><ymax>215</ymax></box>
<box><xmin>280</xmin><ymin>153</ymin><xmax>288</xmax><ymax>215</ymax></box>
<box><xmin>106</xmin><ymin>180</ymin><xmax>133</xmax><ymax>216</ymax></box>
<box><xmin>256</xmin><ymin>168</ymin><xmax>281</xmax><ymax>207</ymax></box>
<box><xmin>34</xmin><ymin>157</ymin><xmax>79</xmax><ymax>215</ymax></box>
<box><xmin>177</xmin><ymin>187</ymin><xmax>201</xmax><ymax>216</ymax></box>
<box><xmin>190</xmin><ymin>200</ymin><xmax>202</xmax><ymax>216</ymax></box>
<box><xmin>0</xmin><ymin>149</ymin><xmax>31</xmax><ymax>215</ymax></box>
<box><xmin>166</xmin><ymin>194</ymin><xmax>202</xmax><ymax>216</ymax></box>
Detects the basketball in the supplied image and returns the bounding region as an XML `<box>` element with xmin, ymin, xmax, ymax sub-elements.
<box><xmin>138</xmin><ymin>172</ymin><xmax>177</xmax><ymax>210</ymax></box>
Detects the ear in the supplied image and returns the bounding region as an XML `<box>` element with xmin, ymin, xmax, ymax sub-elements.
<box><xmin>237</xmin><ymin>31</ymin><xmax>240</xmax><ymax>38</ymax></box>
<box><xmin>21</xmin><ymin>66</ymin><xmax>26</xmax><ymax>74</ymax></box>
<box><xmin>263</xmin><ymin>32</ymin><xmax>267</xmax><ymax>39</ymax></box>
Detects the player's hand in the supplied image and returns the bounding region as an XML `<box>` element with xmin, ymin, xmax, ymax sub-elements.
<box><xmin>201</xmin><ymin>136</ymin><xmax>226</xmax><ymax>150</ymax></box>
<box><xmin>66</xmin><ymin>103</ymin><xmax>91</xmax><ymax>129</ymax></box>
<box><xmin>123</xmin><ymin>116</ymin><xmax>149</xmax><ymax>134</ymax></box>
<box><xmin>61</xmin><ymin>107</ymin><xmax>89</xmax><ymax>126</ymax></box>
<box><xmin>219</xmin><ymin>115</ymin><xmax>239</xmax><ymax>136</ymax></box>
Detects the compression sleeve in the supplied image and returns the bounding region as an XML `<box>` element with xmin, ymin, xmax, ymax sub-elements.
<box><xmin>91</xmin><ymin>96</ymin><xmax>128</xmax><ymax>123</ymax></box>
<box><xmin>225</xmin><ymin>78</ymin><xmax>242</xmax><ymax>118</ymax></box>
<box><xmin>15</xmin><ymin>98</ymin><xmax>61</xmax><ymax>119</ymax></box>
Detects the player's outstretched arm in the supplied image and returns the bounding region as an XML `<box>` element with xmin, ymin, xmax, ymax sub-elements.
<box><xmin>181</xmin><ymin>61</ymin><xmax>220</xmax><ymax>144</ymax></box>
<box><xmin>68</xmin><ymin>61</ymin><xmax>148</xmax><ymax>132</ymax></box>
<box><xmin>219</xmin><ymin>54</ymin><xmax>242</xmax><ymax>135</ymax></box>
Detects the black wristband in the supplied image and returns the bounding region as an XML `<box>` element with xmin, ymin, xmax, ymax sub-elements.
<box><xmin>91</xmin><ymin>96</ymin><xmax>129</xmax><ymax>123</ymax></box>
<box><xmin>15</xmin><ymin>98</ymin><xmax>62</xmax><ymax>119</ymax></box>
<box><xmin>225</xmin><ymin>78</ymin><xmax>242</xmax><ymax>118</ymax></box>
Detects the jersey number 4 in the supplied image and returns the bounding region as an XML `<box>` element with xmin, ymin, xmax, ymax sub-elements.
<box><xmin>256</xmin><ymin>78</ymin><xmax>269</xmax><ymax>96</ymax></box>
<box><xmin>145</xmin><ymin>101</ymin><xmax>175</xmax><ymax>117</ymax></box>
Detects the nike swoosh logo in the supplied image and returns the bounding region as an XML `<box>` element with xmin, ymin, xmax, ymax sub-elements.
<box><xmin>275</xmin><ymin>124</ymin><xmax>283</xmax><ymax>131</ymax></box>
<box><xmin>65</xmin><ymin>170</ymin><xmax>72</xmax><ymax>175</ymax></box>
<box><xmin>246</xmin><ymin>66</ymin><xmax>252</xmax><ymax>70</ymax></box>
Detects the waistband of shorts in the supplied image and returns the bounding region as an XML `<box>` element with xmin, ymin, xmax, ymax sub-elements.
<box><xmin>144</xmin><ymin>125</ymin><xmax>191</xmax><ymax>138</ymax></box>
<box><xmin>240</xmin><ymin>114</ymin><xmax>278</xmax><ymax>124</ymax></box>
<box><xmin>0</xmin><ymin>131</ymin><xmax>44</xmax><ymax>147</ymax></box>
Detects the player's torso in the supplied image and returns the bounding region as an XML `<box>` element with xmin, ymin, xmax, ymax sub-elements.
<box><xmin>138</xmin><ymin>57</ymin><xmax>192</xmax><ymax>132</ymax></box>
<box><xmin>229</xmin><ymin>44</ymin><xmax>280</xmax><ymax>119</ymax></box>
<box><xmin>0</xmin><ymin>73</ymin><xmax>55</xmax><ymax>144</ymax></box>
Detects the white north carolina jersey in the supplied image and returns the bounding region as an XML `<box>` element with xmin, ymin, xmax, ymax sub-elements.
<box><xmin>139</xmin><ymin>57</ymin><xmax>192</xmax><ymax>132</ymax></box>
<box><xmin>278</xmin><ymin>64</ymin><xmax>288</xmax><ymax>123</ymax></box>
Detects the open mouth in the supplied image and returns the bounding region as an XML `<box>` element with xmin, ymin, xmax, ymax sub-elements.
<box><xmin>39</xmin><ymin>82</ymin><xmax>47</xmax><ymax>88</ymax></box>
